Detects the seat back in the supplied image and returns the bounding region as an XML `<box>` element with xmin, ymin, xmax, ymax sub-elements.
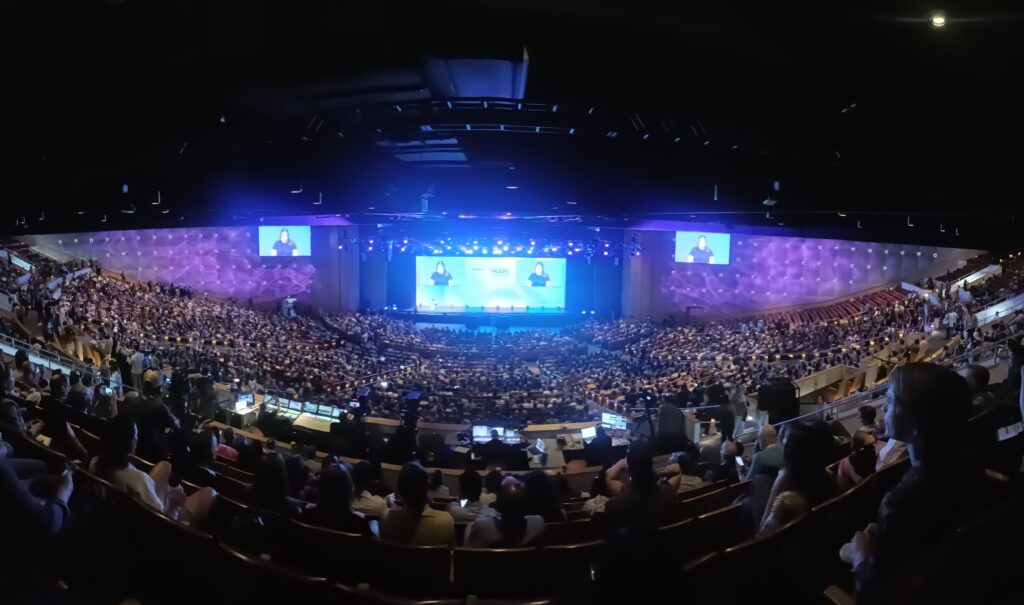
<box><xmin>366</xmin><ymin>540</ymin><xmax>451</xmax><ymax>596</ymax></box>
<box><xmin>214</xmin><ymin>472</ymin><xmax>253</xmax><ymax>503</ymax></box>
<box><xmin>452</xmin><ymin>547</ymin><xmax>540</xmax><ymax>597</ymax></box>
<box><xmin>122</xmin><ymin>496</ymin><xmax>216</xmax><ymax>598</ymax></box>
<box><xmin>332</xmin><ymin>583</ymin><xmax>463</xmax><ymax>605</ymax></box>
<box><xmin>540</xmin><ymin>519</ymin><xmax>597</xmax><ymax>545</ymax></box>
<box><xmin>214</xmin><ymin>543</ymin><xmax>329</xmax><ymax>604</ymax></box>
<box><xmin>682</xmin><ymin>503</ymin><xmax>753</xmax><ymax>562</ymax></box>
<box><xmin>283</xmin><ymin>519</ymin><xmax>370</xmax><ymax>584</ymax></box>
<box><xmin>532</xmin><ymin>540</ymin><xmax>604</xmax><ymax>594</ymax></box>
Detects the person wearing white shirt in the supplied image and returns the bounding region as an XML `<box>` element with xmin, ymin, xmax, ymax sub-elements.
<box><xmin>129</xmin><ymin>349</ymin><xmax>146</xmax><ymax>391</ymax></box>
<box><xmin>943</xmin><ymin>310</ymin><xmax>959</xmax><ymax>340</ymax></box>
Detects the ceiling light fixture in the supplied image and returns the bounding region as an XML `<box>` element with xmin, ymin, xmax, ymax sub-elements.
<box><xmin>762</xmin><ymin>197</ymin><xmax>777</xmax><ymax>207</ymax></box>
<box><xmin>931</xmin><ymin>13</ymin><xmax>947</xmax><ymax>28</ymax></box>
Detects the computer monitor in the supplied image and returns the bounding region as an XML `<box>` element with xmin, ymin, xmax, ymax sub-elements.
<box><xmin>302</xmin><ymin>402</ymin><xmax>317</xmax><ymax>414</ymax></box>
<box><xmin>330</xmin><ymin>407</ymin><xmax>342</xmax><ymax>419</ymax></box>
<box><xmin>601</xmin><ymin>413</ymin><xmax>627</xmax><ymax>431</ymax></box>
<box><xmin>503</xmin><ymin>429</ymin><xmax>521</xmax><ymax>443</ymax></box>
<box><xmin>287</xmin><ymin>400</ymin><xmax>302</xmax><ymax>411</ymax></box>
<box><xmin>237</xmin><ymin>392</ymin><xmax>254</xmax><ymax>406</ymax></box>
<box><xmin>316</xmin><ymin>404</ymin><xmax>332</xmax><ymax>417</ymax></box>
<box><xmin>471</xmin><ymin>426</ymin><xmax>491</xmax><ymax>442</ymax></box>
<box><xmin>234</xmin><ymin>399</ymin><xmax>249</xmax><ymax>412</ymax></box>
<box><xmin>581</xmin><ymin>426</ymin><xmax>597</xmax><ymax>441</ymax></box>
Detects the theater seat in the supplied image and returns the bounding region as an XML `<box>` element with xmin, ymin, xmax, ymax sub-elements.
<box><xmin>540</xmin><ymin>519</ymin><xmax>597</xmax><ymax>545</ymax></box>
<box><xmin>532</xmin><ymin>540</ymin><xmax>604</xmax><ymax>594</ymax></box>
<box><xmin>214</xmin><ymin>542</ymin><xmax>330</xmax><ymax>604</ymax></box>
<box><xmin>332</xmin><ymin>583</ymin><xmax>461</xmax><ymax>605</ymax></box>
<box><xmin>452</xmin><ymin>547</ymin><xmax>540</xmax><ymax>597</ymax></box>
<box><xmin>366</xmin><ymin>540</ymin><xmax>452</xmax><ymax>596</ymax></box>
<box><xmin>282</xmin><ymin>519</ymin><xmax>370</xmax><ymax>584</ymax></box>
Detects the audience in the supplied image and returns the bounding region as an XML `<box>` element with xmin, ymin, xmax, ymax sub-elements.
<box><xmin>523</xmin><ymin>470</ymin><xmax>567</xmax><ymax>522</ymax></box>
<box><xmin>758</xmin><ymin>419</ymin><xmax>837</xmax><ymax>533</ymax></box>
<box><xmin>91</xmin><ymin>413</ymin><xmax>216</xmax><ymax>522</ymax></box>
<box><xmin>747</xmin><ymin>423</ymin><xmax>784</xmax><ymax>478</ymax></box>
<box><xmin>381</xmin><ymin>463</ymin><xmax>455</xmax><ymax>546</ymax></box>
<box><xmin>599</xmin><ymin>443</ymin><xmax>676</xmax><ymax>532</ymax></box>
<box><xmin>465</xmin><ymin>475</ymin><xmax>546</xmax><ymax>547</ymax></box>
<box><xmin>446</xmin><ymin>470</ymin><xmax>494</xmax><ymax>522</ymax></box>
<box><xmin>303</xmin><ymin>463</ymin><xmax>374</xmax><ymax>536</ymax></box>
<box><xmin>848</xmin><ymin>363</ymin><xmax>992</xmax><ymax>601</ymax></box>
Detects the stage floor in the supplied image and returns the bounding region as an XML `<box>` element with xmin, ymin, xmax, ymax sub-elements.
<box><xmin>390</xmin><ymin>307</ymin><xmax>582</xmax><ymax>327</ymax></box>
<box><xmin>413</xmin><ymin>305</ymin><xmax>566</xmax><ymax>314</ymax></box>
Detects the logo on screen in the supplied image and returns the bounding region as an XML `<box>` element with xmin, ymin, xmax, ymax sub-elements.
<box><xmin>490</xmin><ymin>268</ymin><xmax>509</xmax><ymax>276</ymax></box>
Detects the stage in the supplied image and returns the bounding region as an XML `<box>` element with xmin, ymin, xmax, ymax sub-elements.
<box><xmin>388</xmin><ymin>307</ymin><xmax>589</xmax><ymax>328</ymax></box>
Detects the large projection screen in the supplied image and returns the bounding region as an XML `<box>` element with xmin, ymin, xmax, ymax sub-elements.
<box><xmin>415</xmin><ymin>256</ymin><xmax>566</xmax><ymax>311</ymax></box>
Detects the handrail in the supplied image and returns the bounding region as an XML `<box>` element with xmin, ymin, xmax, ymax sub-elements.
<box><xmin>763</xmin><ymin>330</ymin><xmax>1023</xmax><ymax>433</ymax></box>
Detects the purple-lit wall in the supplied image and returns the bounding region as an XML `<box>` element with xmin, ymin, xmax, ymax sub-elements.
<box><xmin>26</xmin><ymin>226</ymin><xmax>362</xmax><ymax>311</ymax></box>
<box><xmin>622</xmin><ymin>229</ymin><xmax>983</xmax><ymax>318</ymax></box>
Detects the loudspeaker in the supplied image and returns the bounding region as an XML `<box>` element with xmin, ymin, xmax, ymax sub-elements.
<box><xmin>759</xmin><ymin>380</ymin><xmax>799</xmax><ymax>425</ymax></box>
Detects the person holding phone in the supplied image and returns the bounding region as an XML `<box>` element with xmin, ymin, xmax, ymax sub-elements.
<box><xmin>429</xmin><ymin>261</ymin><xmax>453</xmax><ymax>286</ymax></box>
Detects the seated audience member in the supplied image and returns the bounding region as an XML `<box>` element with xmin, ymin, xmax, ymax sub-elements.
<box><xmin>38</xmin><ymin>376</ymin><xmax>89</xmax><ymax>462</ymax></box>
<box><xmin>92</xmin><ymin>414</ymin><xmax>216</xmax><ymax>522</ymax></box>
<box><xmin>446</xmin><ymin>469</ymin><xmax>494</xmax><ymax>522</ymax></box>
<box><xmin>283</xmin><ymin>453</ymin><xmax>311</xmax><ymax>499</ymax></box>
<box><xmin>849</xmin><ymin>363</ymin><xmax>991</xmax><ymax>601</ymax></box>
<box><xmin>174</xmin><ymin>429</ymin><xmax>218</xmax><ymax>487</ymax></box>
<box><xmin>352</xmin><ymin>460</ymin><xmax>388</xmax><ymax>518</ymax></box>
<box><xmin>303</xmin><ymin>463</ymin><xmax>374</xmax><ymax>536</ymax></box>
<box><xmin>523</xmin><ymin>469</ymin><xmax>566</xmax><ymax>522</ymax></box>
<box><xmin>747</xmin><ymin>424</ymin><xmax>784</xmax><ymax>478</ymax></box>
<box><xmin>709</xmin><ymin>440</ymin><xmax>745</xmax><ymax>484</ymax></box>
<box><xmin>0</xmin><ymin>456</ymin><xmax>73</xmax><ymax>550</ymax></box>
<box><xmin>236</xmin><ymin>439</ymin><xmax>264</xmax><ymax>473</ymax></box>
<box><xmin>874</xmin><ymin>429</ymin><xmax>909</xmax><ymax>472</ymax></box>
<box><xmin>662</xmin><ymin>451</ymin><xmax>708</xmax><ymax>494</ymax></box>
<box><xmin>128</xmin><ymin>381</ymin><xmax>179</xmax><ymax>462</ymax></box>
<box><xmin>381</xmin><ymin>463</ymin><xmax>455</xmax><ymax>546</ymax></box>
<box><xmin>215</xmin><ymin>427</ymin><xmax>240</xmax><ymax>462</ymax></box>
<box><xmin>599</xmin><ymin>443</ymin><xmax>676</xmax><ymax>532</ymax></box>
<box><xmin>427</xmin><ymin>468</ymin><xmax>450</xmax><ymax>499</ymax></box>
<box><xmin>479</xmin><ymin>469</ymin><xmax>503</xmax><ymax>508</ymax></box>
<box><xmin>858</xmin><ymin>406</ymin><xmax>879</xmax><ymax>435</ymax></box>
<box><xmin>465</xmin><ymin>475</ymin><xmax>545</xmax><ymax>547</ymax></box>
<box><xmin>837</xmin><ymin>430</ymin><xmax>878</xmax><ymax>492</ymax></box>
<box><xmin>760</xmin><ymin>490</ymin><xmax>808</xmax><ymax>534</ymax></box>
<box><xmin>582</xmin><ymin>469</ymin><xmax>611</xmax><ymax>516</ymax></box>
<box><xmin>759</xmin><ymin>419</ymin><xmax>837</xmax><ymax>533</ymax></box>
<box><xmin>250</xmin><ymin>452</ymin><xmax>305</xmax><ymax>517</ymax></box>
<box><xmin>963</xmin><ymin>364</ymin><xmax>996</xmax><ymax>412</ymax></box>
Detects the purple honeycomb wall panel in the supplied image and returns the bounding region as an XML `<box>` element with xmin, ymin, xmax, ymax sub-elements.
<box><xmin>29</xmin><ymin>227</ymin><xmax>318</xmax><ymax>301</ymax></box>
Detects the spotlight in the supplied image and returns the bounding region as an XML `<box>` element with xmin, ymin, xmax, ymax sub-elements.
<box><xmin>762</xmin><ymin>197</ymin><xmax>777</xmax><ymax>207</ymax></box>
<box><xmin>505</xmin><ymin>185</ymin><xmax>518</xmax><ymax>190</ymax></box>
<box><xmin>931</xmin><ymin>13</ymin><xmax>946</xmax><ymax>28</ymax></box>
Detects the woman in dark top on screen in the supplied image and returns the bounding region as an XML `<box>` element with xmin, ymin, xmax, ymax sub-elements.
<box><xmin>304</xmin><ymin>464</ymin><xmax>374</xmax><ymax>536</ymax></box>
<box><xmin>271</xmin><ymin>229</ymin><xmax>298</xmax><ymax>256</ymax></box>
<box><xmin>686</xmin><ymin>235</ymin><xmax>715</xmax><ymax>264</ymax></box>
<box><xmin>527</xmin><ymin>262</ymin><xmax>550</xmax><ymax>287</ymax></box>
<box><xmin>429</xmin><ymin>261</ymin><xmax>452</xmax><ymax>286</ymax></box>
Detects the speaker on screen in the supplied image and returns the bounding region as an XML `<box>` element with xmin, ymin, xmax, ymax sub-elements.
<box><xmin>758</xmin><ymin>379</ymin><xmax>799</xmax><ymax>425</ymax></box>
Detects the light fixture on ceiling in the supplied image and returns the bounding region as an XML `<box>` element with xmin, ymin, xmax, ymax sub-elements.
<box><xmin>290</xmin><ymin>180</ymin><xmax>303</xmax><ymax>194</ymax></box>
<box><xmin>505</xmin><ymin>185</ymin><xmax>518</xmax><ymax>190</ymax></box>
<box><xmin>907</xmin><ymin>216</ymin><xmax>915</xmax><ymax>227</ymax></box>
<box><xmin>762</xmin><ymin>197</ymin><xmax>777</xmax><ymax>207</ymax></box>
<box><xmin>314</xmin><ymin>192</ymin><xmax>323</xmax><ymax>205</ymax></box>
<box><xmin>837</xmin><ymin>211</ymin><xmax>847</xmax><ymax>217</ymax></box>
<box><xmin>931</xmin><ymin>13</ymin><xmax>947</xmax><ymax>28</ymax></box>
<box><xmin>152</xmin><ymin>190</ymin><xmax>161</xmax><ymax>206</ymax></box>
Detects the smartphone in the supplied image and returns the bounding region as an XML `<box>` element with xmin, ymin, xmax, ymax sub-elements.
<box><xmin>459</xmin><ymin>499</ymin><xmax>468</xmax><ymax>508</ymax></box>
<box><xmin>735</xmin><ymin>456</ymin><xmax>746</xmax><ymax>468</ymax></box>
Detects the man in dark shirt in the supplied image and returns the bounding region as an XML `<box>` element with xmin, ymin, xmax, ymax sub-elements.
<box><xmin>128</xmin><ymin>381</ymin><xmax>180</xmax><ymax>461</ymax></box>
<box><xmin>686</xmin><ymin>235</ymin><xmax>715</xmax><ymax>264</ymax></box>
<box><xmin>850</xmin><ymin>363</ymin><xmax>990</xmax><ymax>601</ymax></box>
<box><xmin>598</xmin><ymin>444</ymin><xmax>676</xmax><ymax>533</ymax></box>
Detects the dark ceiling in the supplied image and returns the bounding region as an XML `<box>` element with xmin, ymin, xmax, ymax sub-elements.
<box><xmin>6</xmin><ymin>0</ymin><xmax>1024</xmax><ymax>250</ymax></box>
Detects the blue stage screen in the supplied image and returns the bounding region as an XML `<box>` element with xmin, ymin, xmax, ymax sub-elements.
<box><xmin>415</xmin><ymin>256</ymin><xmax>566</xmax><ymax>311</ymax></box>
<box><xmin>258</xmin><ymin>226</ymin><xmax>311</xmax><ymax>257</ymax></box>
<box><xmin>674</xmin><ymin>231</ymin><xmax>731</xmax><ymax>265</ymax></box>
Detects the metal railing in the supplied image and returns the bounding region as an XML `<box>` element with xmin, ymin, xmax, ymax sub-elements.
<box><xmin>758</xmin><ymin>330</ymin><xmax>1022</xmax><ymax>436</ymax></box>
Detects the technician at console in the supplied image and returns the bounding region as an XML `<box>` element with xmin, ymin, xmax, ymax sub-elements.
<box><xmin>526</xmin><ymin>261</ymin><xmax>551</xmax><ymax>287</ymax></box>
<box><xmin>685</xmin><ymin>235</ymin><xmax>715</xmax><ymax>264</ymax></box>
<box><xmin>429</xmin><ymin>261</ymin><xmax>454</xmax><ymax>286</ymax></box>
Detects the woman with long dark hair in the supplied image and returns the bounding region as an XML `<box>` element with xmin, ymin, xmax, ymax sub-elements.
<box><xmin>381</xmin><ymin>463</ymin><xmax>455</xmax><ymax>545</ymax></box>
<box><xmin>429</xmin><ymin>261</ymin><xmax>453</xmax><ymax>286</ymax></box>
